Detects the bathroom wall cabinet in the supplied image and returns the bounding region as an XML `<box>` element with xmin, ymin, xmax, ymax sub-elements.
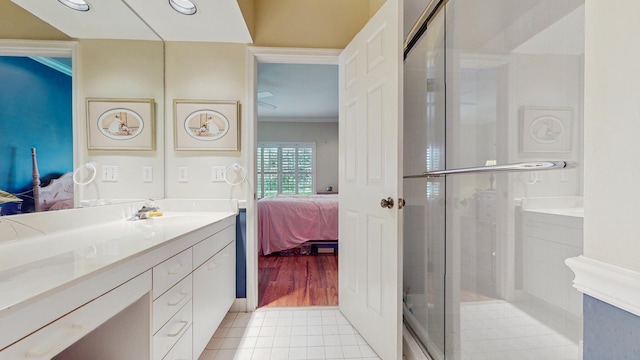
<box><xmin>0</xmin><ymin>206</ymin><xmax>236</xmax><ymax>360</ymax></box>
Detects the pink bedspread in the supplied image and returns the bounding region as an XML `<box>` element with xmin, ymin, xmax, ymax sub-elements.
<box><xmin>258</xmin><ymin>194</ymin><xmax>338</xmax><ymax>255</ymax></box>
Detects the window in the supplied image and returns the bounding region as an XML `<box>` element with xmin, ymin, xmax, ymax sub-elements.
<box><xmin>257</xmin><ymin>142</ymin><xmax>316</xmax><ymax>198</ymax></box>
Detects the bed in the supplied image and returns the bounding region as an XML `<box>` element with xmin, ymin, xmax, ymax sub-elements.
<box><xmin>31</xmin><ymin>147</ymin><xmax>74</xmax><ymax>212</ymax></box>
<box><xmin>258</xmin><ymin>194</ymin><xmax>338</xmax><ymax>255</ymax></box>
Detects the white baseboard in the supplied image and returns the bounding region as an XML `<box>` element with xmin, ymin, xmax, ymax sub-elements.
<box><xmin>231</xmin><ymin>298</ymin><xmax>248</xmax><ymax>312</ymax></box>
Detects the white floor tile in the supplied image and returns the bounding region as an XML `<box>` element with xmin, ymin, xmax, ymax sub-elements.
<box><xmin>207</xmin><ymin>337</ymin><xmax>224</xmax><ymax>350</ymax></box>
<box><xmin>207</xmin><ymin>308</ymin><xmax>386</xmax><ymax>360</ymax></box>
<box><xmin>307</xmin><ymin>346</ymin><xmax>326</xmax><ymax>359</ymax></box>
<box><xmin>339</xmin><ymin>334</ymin><xmax>358</xmax><ymax>346</ymax></box>
<box><xmin>307</xmin><ymin>335</ymin><xmax>324</xmax><ymax>347</ymax></box>
<box><xmin>324</xmin><ymin>345</ymin><xmax>344</xmax><ymax>359</ymax></box>
<box><xmin>273</xmin><ymin>336</ymin><xmax>291</xmax><ymax>348</ymax></box>
<box><xmin>290</xmin><ymin>335</ymin><xmax>308</xmax><ymax>347</ymax></box>
<box><xmin>342</xmin><ymin>345</ymin><xmax>362</xmax><ymax>358</ymax></box>
<box><xmin>251</xmin><ymin>348</ymin><xmax>271</xmax><ymax>360</ymax></box>
<box><xmin>275</xmin><ymin>326</ymin><xmax>292</xmax><ymax>337</ymax></box>
<box><xmin>288</xmin><ymin>347</ymin><xmax>307</xmax><ymax>360</ymax></box>
<box><xmin>255</xmin><ymin>336</ymin><xmax>274</xmax><ymax>348</ymax></box>
<box><xmin>307</xmin><ymin>325</ymin><xmax>323</xmax><ymax>336</ymax></box>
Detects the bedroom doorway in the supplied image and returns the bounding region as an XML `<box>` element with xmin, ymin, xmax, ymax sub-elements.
<box><xmin>247</xmin><ymin>48</ymin><xmax>341</xmax><ymax>309</ymax></box>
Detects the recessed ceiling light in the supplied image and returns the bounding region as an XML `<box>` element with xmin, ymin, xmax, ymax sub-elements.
<box><xmin>57</xmin><ymin>0</ymin><xmax>90</xmax><ymax>11</ymax></box>
<box><xmin>169</xmin><ymin>0</ymin><xmax>197</xmax><ymax>15</ymax></box>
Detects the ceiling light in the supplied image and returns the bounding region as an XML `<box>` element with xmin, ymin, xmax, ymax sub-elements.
<box><xmin>169</xmin><ymin>0</ymin><xmax>197</xmax><ymax>15</ymax></box>
<box><xmin>57</xmin><ymin>0</ymin><xmax>90</xmax><ymax>11</ymax></box>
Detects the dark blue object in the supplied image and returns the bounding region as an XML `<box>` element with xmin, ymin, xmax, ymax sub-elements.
<box><xmin>235</xmin><ymin>209</ymin><xmax>247</xmax><ymax>298</ymax></box>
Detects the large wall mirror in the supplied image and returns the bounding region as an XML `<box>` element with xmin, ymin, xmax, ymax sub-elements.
<box><xmin>0</xmin><ymin>1</ymin><xmax>165</xmax><ymax>216</ymax></box>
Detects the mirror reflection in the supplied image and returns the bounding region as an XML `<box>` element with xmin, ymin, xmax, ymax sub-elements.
<box><xmin>0</xmin><ymin>1</ymin><xmax>165</xmax><ymax>216</ymax></box>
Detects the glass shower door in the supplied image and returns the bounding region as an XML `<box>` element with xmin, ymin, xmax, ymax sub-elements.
<box><xmin>403</xmin><ymin>5</ymin><xmax>446</xmax><ymax>360</ymax></box>
<box><xmin>444</xmin><ymin>1</ymin><xmax>584</xmax><ymax>359</ymax></box>
<box><xmin>403</xmin><ymin>1</ymin><xmax>584</xmax><ymax>359</ymax></box>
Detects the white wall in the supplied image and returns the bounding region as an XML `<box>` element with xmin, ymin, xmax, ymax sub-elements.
<box><xmin>257</xmin><ymin>121</ymin><xmax>339</xmax><ymax>193</ymax></box>
<box><xmin>584</xmin><ymin>0</ymin><xmax>640</xmax><ymax>272</ymax></box>
<box><xmin>77</xmin><ymin>39</ymin><xmax>165</xmax><ymax>204</ymax></box>
<box><xmin>164</xmin><ymin>42</ymin><xmax>249</xmax><ymax>201</ymax></box>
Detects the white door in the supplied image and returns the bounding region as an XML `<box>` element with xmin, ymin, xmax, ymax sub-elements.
<box><xmin>338</xmin><ymin>1</ymin><xmax>402</xmax><ymax>359</ymax></box>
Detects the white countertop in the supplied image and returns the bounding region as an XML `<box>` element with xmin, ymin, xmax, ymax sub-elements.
<box><xmin>0</xmin><ymin>209</ymin><xmax>236</xmax><ymax>318</ymax></box>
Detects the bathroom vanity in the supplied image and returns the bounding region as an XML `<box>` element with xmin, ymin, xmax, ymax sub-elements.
<box><xmin>0</xmin><ymin>200</ymin><xmax>238</xmax><ymax>360</ymax></box>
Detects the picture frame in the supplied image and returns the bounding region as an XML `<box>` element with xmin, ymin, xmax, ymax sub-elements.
<box><xmin>519</xmin><ymin>106</ymin><xmax>573</xmax><ymax>153</ymax></box>
<box><xmin>174</xmin><ymin>99</ymin><xmax>240</xmax><ymax>151</ymax></box>
<box><xmin>87</xmin><ymin>98</ymin><xmax>155</xmax><ymax>150</ymax></box>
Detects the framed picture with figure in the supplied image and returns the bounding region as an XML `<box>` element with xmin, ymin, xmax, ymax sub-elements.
<box><xmin>87</xmin><ymin>98</ymin><xmax>155</xmax><ymax>150</ymax></box>
<box><xmin>173</xmin><ymin>99</ymin><xmax>240</xmax><ymax>151</ymax></box>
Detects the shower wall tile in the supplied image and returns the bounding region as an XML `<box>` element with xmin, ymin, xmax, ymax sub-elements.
<box><xmin>584</xmin><ymin>295</ymin><xmax>640</xmax><ymax>359</ymax></box>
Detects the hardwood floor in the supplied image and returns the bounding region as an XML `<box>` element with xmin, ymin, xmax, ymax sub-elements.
<box><xmin>258</xmin><ymin>253</ymin><xmax>338</xmax><ymax>307</ymax></box>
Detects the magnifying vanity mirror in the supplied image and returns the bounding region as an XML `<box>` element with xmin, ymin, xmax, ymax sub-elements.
<box><xmin>0</xmin><ymin>0</ymin><xmax>165</xmax><ymax>215</ymax></box>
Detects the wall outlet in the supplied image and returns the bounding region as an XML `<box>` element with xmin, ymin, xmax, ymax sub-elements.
<box><xmin>143</xmin><ymin>166</ymin><xmax>153</xmax><ymax>183</ymax></box>
<box><xmin>102</xmin><ymin>165</ymin><xmax>118</xmax><ymax>182</ymax></box>
<box><xmin>178</xmin><ymin>167</ymin><xmax>188</xmax><ymax>183</ymax></box>
<box><xmin>211</xmin><ymin>166</ymin><xmax>226</xmax><ymax>182</ymax></box>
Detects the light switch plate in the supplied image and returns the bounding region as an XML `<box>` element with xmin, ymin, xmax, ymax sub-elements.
<box><xmin>211</xmin><ymin>166</ymin><xmax>226</xmax><ymax>182</ymax></box>
<box><xmin>178</xmin><ymin>167</ymin><xmax>188</xmax><ymax>183</ymax></box>
<box><xmin>143</xmin><ymin>166</ymin><xmax>153</xmax><ymax>183</ymax></box>
<box><xmin>102</xmin><ymin>165</ymin><xmax>118</xmax><ymax>182</ymax></box>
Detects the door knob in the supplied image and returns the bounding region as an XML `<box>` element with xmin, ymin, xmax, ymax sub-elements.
<box><xmin>398</xmin><ymin>198</ymin><xmax>406</xmax><ymax>209</ymax></box>
<box><xmin>380</xmin><ymin>197</ymin><xmax>394</xmax><ymax>209</ymax></box>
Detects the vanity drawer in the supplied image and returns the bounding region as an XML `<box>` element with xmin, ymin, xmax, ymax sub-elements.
<box><xmin>162</xmin><ymin>325</ymin><xmax>192</xmax><ymax>360</ymax></box>
<box><xmin>193</xmin><ymin>225</ymin><xmax>234</xmax><ymax>268</ymax></box>
<box><xmin>153</xmin><ymin>248</ymin><xmax>192</xmax><ymax>299</ymax></box>
<box><xmin>0</xmin><ymin>271</ymin><xmax>151</xmax><ymax>360</ymax></box>
<box><xmin>153</xmin><ymin>300</ymin><xmax>192</xmax><ymax>360</ymax></box>
<box><xmin>153</xmin><ymin>273</ymin><xmax>193</xmax><ymax>334</ymax></box>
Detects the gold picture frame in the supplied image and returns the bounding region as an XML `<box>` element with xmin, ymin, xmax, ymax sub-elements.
<box><xmin>173</xmin><ymin>99</ymin><xmax>240</xmax><ymax>151</ymax></box>
<box><xmin>87</xmin><ymin>98</ymin><xmax>155</xmax><ymax>150</ymax></box>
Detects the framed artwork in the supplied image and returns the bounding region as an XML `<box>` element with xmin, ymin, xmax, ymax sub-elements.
<box><xmin>519</xmin><ymin>106</ymin><xmax>573</xmax><ymax>153</ymax></box>
<box><xmin>87</xmin><ymin>98</ymin><xmax>155</xmax><ymax>150</ymax></box>
<box><xmin>174</xmin><ymin>99</ymin><xmax>240</xmax><ymax>151</ymax></box>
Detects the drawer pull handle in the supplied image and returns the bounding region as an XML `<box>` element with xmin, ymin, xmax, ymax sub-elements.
<box><xmin>207</xmin><ymin>261</ymin><xmax>218</xmax><ymax>270</ymax></box>
<box><xmin>168</xmin><ymin>320</ymin><xmax>189</xmax><ymax>337</ymax></box>
<box><xmin>168</xmin><ymin>263</ymin><xmax>186</xmax><ymax>275</ymax></box>
<box><xmin>168</xmin><ymin>292</ymin><xmax>189</xmax><ymax>306</ymax></box>
<box><xmin>26</xmin><ymin>323</ymin><xmax>84</xmax><ymax>357</ymax></box>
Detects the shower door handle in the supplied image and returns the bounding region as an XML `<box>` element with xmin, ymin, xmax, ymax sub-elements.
<box><xmin>403</xmin><ymin>160</ymin><xmax>572</xmax><ymax>179</ymax></box>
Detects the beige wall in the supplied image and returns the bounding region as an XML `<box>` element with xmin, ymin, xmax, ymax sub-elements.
<box><xmin>164</xmin><ymin>42</ymin><xmax>249</xmax><ymax>201</ymax></box>
<box><xmin>253</xmin><ymin>0</ymin><xmax>371</xmax><ymax>48</ymax></box>
<box><xmin>0</xmin><ymin>1</ymin><xmax>70</xmax><ymax>40</ymax></box>
<box><xmin>258</xmin><ymin>121</ymin><xmax>339</xmax><ymax>193</ymax></box>
<box><xmin>77</xmin><ymin>40</ymin><xmax>165</xmax><ymax>204</ymax></box>
<box><xmin>584</xmin><ymin>0</ymin><xmax>640</xmax><ymax>272</ymax></box>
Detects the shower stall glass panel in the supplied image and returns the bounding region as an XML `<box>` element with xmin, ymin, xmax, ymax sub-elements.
<box><xmin>403</xmin><ymin>5</ymin><xmax>446</xmax><ymax>360</ymax></box>
<box><xmin>403</xmin><ymin>1</ymin><xmax>584</xmax><ymax>359</ymax></box>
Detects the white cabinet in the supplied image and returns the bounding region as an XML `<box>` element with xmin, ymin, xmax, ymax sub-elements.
<box><xmin>0</xmin><ymin>213</ymin><xmax>236</xmax><ymax>360</ymax></box>
<box><xmin>153</xmin><ymin>248</ymin><xmax>193</xmax><ymax>300</ymax></box>
<box><xmin>192</xmin><ymin>226</ymin><xmax>236</xmax><ymax>358</ymax></box>
<box><xmin>0</xmin><ymin>272</ymin><xmax>151</xmax><ymax>360</ymax></box>
<box><xmin>162</xmin><ymin>326</ymin><xmax>193</xmax><ymax>360</ymax></box>
<box><xmin>153</xmin><ymin>300</ymin><xmax>193</xmax><ymax>360</ymax></box>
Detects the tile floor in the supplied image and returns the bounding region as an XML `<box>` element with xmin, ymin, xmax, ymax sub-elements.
<box><xmin>198</xmin><ymin>307</ymin><xmax>381</xmax><ymax>360</ymax></box>
<box><xmin>460</xmin><ymin>300</ymin><xmax>581</xmax><ymax>360</ymax></box>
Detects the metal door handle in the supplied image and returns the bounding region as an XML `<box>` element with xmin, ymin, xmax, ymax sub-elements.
<box><xmin>380</xmin><ymin>197</ymin><xmax>394</xmax><ymax>209</ymax></box>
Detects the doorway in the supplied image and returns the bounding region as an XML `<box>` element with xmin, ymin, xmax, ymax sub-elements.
<box><xmin>246</xmin><ymin>48</ymin><xmax>341</xmax><ymax>311</ymax></box>
<box><xmin>252</xmin><ymin>54</ymin><xmax>340</xmax><ymax>308</ymax></box>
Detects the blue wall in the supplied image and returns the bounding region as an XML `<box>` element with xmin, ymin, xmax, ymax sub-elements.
<box><xmin>584</xmin><ymin>295</ymin><xmax>640</xmax><ymax>359</ymax></box>
<box><xmin>0</xmin><ymin>56</ymin><xmax>72</xmax><ymax>213</ymax></box>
